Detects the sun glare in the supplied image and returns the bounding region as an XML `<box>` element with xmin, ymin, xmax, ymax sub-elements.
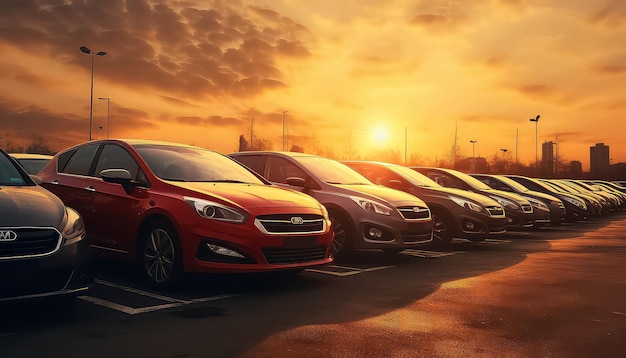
<box><xmin>373</xmin><ymin>127</ymin><xmax>390</xmax><ymax>144</ymax></box>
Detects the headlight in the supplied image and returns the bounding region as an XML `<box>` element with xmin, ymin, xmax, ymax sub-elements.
<box><xmin>449</xmin><ymin>196</ymin><xmax>483</xmax><ymax>213</ymax></box>
<box><xmin>562</xmin><ymin>196</ymin><xmax>587</xmax><ymax>210</ymax></box>
<box><xmin>184</xmin><ymin>197</ymin><xmax>247</xmax><ymax>223</ymax></box>
<box><xmin>350</xmin><ymin>196</ymin><xmax>393</xmax><ymax>215</ymax></box>
<box><xmin>524</xmin><ymin>197</ymin><xmax>550</xmax><ymax>212</ymax></box>
<box><xmin>61</xmin><ymin>207</ymin><xmax>86</xmax><ymax>246</ymax></box>
<box><xmin>490</xmin><ymin>196</ymin><xmax>519</xmax><ymax>210</ymax></box>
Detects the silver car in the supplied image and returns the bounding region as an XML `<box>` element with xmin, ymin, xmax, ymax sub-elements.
<box><xmin>229</xmin><ymin>152</ymin><xmax>433</xmax><ymax>256</ymax></box>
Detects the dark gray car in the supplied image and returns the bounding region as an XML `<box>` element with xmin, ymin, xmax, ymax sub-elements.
<box><xmin>229</xmin><ymin>152</ymin><xmax>433</xmax><ymax>256</ymax></box>
<box><xmin>343</xmin><ymin>161</ymin><xmax>506</xmax><ymax>246</ymax></box>
<box><xmin>0</xmin><ymin>149</ymin><xmax>92</xmax><ymax>303</ymax></box>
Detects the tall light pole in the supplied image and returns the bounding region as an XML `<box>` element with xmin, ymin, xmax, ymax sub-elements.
<box><xmin>404</xmin><ymin>126</ymin><xmax>408</xmax><ymax>165</ymax></box>
<box><xmin>98</xmin><ymin>97</ymin><xmax>111</xmax><ymax>139</ymax></box>
<box><xmin>282</xmin><ymin>111</ymin><xmax>287</xmax><ymax>151</ymax></box>
<box><xmin>469</xmin><ymin>140</ymin><xmax>477</xmax><ymax>172</ymax></box>
<box><xmin>80</xmin><ymin>46</ymin><xmax>107</xmax><ymax>141</ymax></box>
<box><xmin>529</xmin><ymin>114</ymin><xmax>540</xmax><ymax>174</ymax></box>
<box><xmin>20</xmin><ymin>126</ymin><xmax>30</xmax><ymax>153</ymax></box>
<box><xmin>500</xmin><ymin>148</ymin><xmax>508</xmax><ymax>172</ymax></box>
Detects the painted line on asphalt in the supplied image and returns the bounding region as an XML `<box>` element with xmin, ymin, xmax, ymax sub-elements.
<box><xmin>306</xmin><ymin>265</ymin><xmax>393</xmax><ymax>276</ymax></box>
<box><xmin>401</xmin><ymin>249</ymin><xmax>459</xmax><ymax>258</ymax></box>
<box><xmin>78</xmin><ymin>295</ymin><xmax>184</xmax><ymax>315</ymax></box>
<box><xmin>95</xmin><ymin>279</ymin><xmax>189</xmax><ymax>303</ymax></box>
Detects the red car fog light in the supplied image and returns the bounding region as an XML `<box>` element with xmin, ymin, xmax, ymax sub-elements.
<box><xmin>196</xmin><ymin>239</ymin><xmax>255</xmax><ymax>264</ymax></box>
<box><xmin>207</xmin><ymin>243</ymin><xmax>245</xmax><ymax>258</ymax></box>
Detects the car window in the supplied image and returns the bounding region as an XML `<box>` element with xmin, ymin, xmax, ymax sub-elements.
<box><xmin>135</xmin><ymin>144</ymin><xmax>264</xmax><ymax>184</ymax></box>
<box><xmin>95</xmin><ymin>144</ymin><xmax>139</xmax><ymax>178</ymax></box>
<box><xmin>0</xmin><ymin>153</ymin><xmax>28</xmax><ymax>186</ymax></box>
<box><xmin>61</xmin><ymin>145</ymin><xmax>98</xmax><ymax>176</ymax></box>
<box><xmin>233</xmin><ymin>155</ymin><xmax>267</xmax><ymax>176</ymax></box>
<box><xmin>267</xmin><ymin>157</ymin><xmax>307</xmax><ymax>184</ymax></box>
<box><xmin>16</xmin><ymin>158</ymin><xmax>50</xmax><ymax>174</ymax></box>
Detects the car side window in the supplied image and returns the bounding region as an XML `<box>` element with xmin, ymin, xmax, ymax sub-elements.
<box><xmin>267</xmin><ymin>157</ymin><xmax>307</xmax><ymax>184</ymax></box>
<box><xmin>233</xmin><ymin>155</ymin><xmax>267</xmax><ymax>176</ymax></box>
<box><xmin>61</xmin><ymin>145</ymin><xmax>98</xmax><ymax>176</ymax></box>
<box><xmin>94</xmin><ymin>144</ymin><xmax>149</xmax><ymax>187</ymax></box>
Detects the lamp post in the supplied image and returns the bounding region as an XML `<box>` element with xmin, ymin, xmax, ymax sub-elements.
<box><xmin>80</xmin><ymin>46</ymin><xmax>107</xmax><ymax>141</ymax></box>
<box><xmin>98</xmin><ymin>97</ymin><xmax>111</xmax><ymax>139</ymax></box>
<box><xmin>529</xmin><ymin>115</ymin><xmax>540</xmax><ymax>174</ymax></box>
<box><xmin>282</xmin><ymin>111</ymin><xmax>288</xmax><ymax>151</ymax></box>
<box><xmin>20</xmin><ymin>126</ymin><xmax>30</xmax><ymax>153</ymax></box>
<box><xmin>500</xmin><ymin>148</ymin><xmax>508</xmax><ymax>172</ymax></box>
<box><xmin>469</xmin><ymin>140</ymin><xmax>477</xmax><ymax>171</ymax></box>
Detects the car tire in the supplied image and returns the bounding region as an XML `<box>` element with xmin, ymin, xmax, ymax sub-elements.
<box><xmin>140</xmin><ymin>219</ymin><xmax>183</xmax><ymax>290</ymax></box>
<box><xmin>329</xmin><ymin>212</ymin><xmax>352</xmax><ymax>257</ymax></box>
<box><xmin>431</xmin><ymin>209</ymin><xmax>453</xmax><ymax>247</ymax></box>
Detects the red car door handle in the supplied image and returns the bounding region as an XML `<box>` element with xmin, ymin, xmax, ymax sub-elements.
<box><xmin>51</xmin><ymin>180</ymin><xmax>59</xmax><ymax>185</ymax></box>
<box><xmin>85</xmin><ymin>186</ymin><xmax>96</xmax><ymax>192</ymax></box>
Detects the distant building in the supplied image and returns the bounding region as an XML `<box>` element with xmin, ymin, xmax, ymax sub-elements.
<box><xmin>541</xmin><ymin>141</ymin><xmax>555</xmax><ymax>176</ymax></box>
<box><xmin>570</xmin><ymin>161</ymin><xmax>583</xmax><ymax>178</ymax></box>
<box><xmin>590</xmin><ymin>143</ymin><xmax>610</xmax><ymax>179</ymax></box>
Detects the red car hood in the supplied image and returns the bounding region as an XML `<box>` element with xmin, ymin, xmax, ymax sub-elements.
<box><xmin>171</xmin><ymin>182</ymin><xmax>324</xmax><ymax>211</ymax></box>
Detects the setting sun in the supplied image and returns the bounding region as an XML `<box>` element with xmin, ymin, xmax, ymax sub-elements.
<box><xmin>372</xmin><ymin>127</ymin><xmax>390</xmax><ymax>144</ymax></box>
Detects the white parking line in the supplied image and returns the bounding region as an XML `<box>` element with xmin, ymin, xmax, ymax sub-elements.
<box><xmin>79</xmin><ymin>280</ymin><xmax>241</xmax><ymax>314</ymax></box>
<box><xmin>306</xmin><ymin>265</ymin><xmax>393</xmax><ymax>276</ymax></box>
<box><xmin>401</xmin><ymin>249</ymin><xmax>459</xmax><ymax>258</ymax></box>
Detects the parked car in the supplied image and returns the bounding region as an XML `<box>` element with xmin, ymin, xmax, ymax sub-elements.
<box><xmin>560</xmin><ymin>179</ymin><xmax>623</xmax><ymax>212</ymax></box>
<box><xmin>470</xmin><ymin>174</ymin><xmax>566</xmax><ymax>226</ymax></box>
<box><xmin>539</xmin><ymin>179</ymin><xmax>606</xmax><ymax>216</ymax></box>
<box><xmin>410</xmin><ymin>167</ymin><xmax>536</xmax><ymax>229</ymax></box>
<box><xmin>503</xmin><ymin>175</ymin><xmax>590</xmax><ymax>222</ymax></box>
<box><xmin>38</xmin><ymin>140</ymin><xmax>334</xmax><ymax>289</ymax></box>
<box><xmin>0</xmin><ymin>148</ymin><xmax>92</xmax><ymax>303</ymax></box>
<box><xmin>9</xmin><ymin>153</ymin><xmax>53</xmax><ymax>175</ymax></box>
<box><xmin>342</xmin><ymin>161</ymin><xmax>506</xmax><ymax>246</ymax></box>
<box><xmin>229</xmin><ymin>151</ymin><xmax>433</xmax><ymax>256</ymax></box>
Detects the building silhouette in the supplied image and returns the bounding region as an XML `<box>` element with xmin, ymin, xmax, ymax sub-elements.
<box><xmin>541</xmin><ymin>141</ymin><xmax>555</xmax><ymax>176</ymax></box>
<box><xmin>590</xmin><ymin>143</ymin><xmax>610</xmax><ymax>179</ymax></box>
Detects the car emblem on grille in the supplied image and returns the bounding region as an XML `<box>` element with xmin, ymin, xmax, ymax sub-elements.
<box><xmin>0</xmin><ymin>230</ymin><xmax>18</xmax><ymax>241</ymax></box>
<box><xmin>412</xmin><ymin>207</ymin><xmax>421</xmax><ymax>212</ymax></box>
<box><xmin>290</xmin><ymin>217</ymin><xmax>304</xmax><ymax>224</ymax></box>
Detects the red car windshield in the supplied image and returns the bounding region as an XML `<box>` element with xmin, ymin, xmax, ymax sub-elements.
<box><xmin>135</xmin><ymin>144</ymin><xmax>265</xmax><ymax>184</ymax></box>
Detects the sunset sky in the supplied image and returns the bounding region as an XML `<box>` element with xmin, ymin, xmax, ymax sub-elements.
<box><xmin>1</xmin><ymin>0</ymin><xmax>625</xmax><ymax>170</ymax></box>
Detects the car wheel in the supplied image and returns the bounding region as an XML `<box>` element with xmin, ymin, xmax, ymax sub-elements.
<box><xmin>431</xmin><ymin>209</ymin><xmax>453</xmax><ymax>247</ymax></box>
<box><xmin>329</xmin><ymin>213</ymin><xmax>351</xmax><ymax>257</ymax></box>
<box><xmin>140</xmin><ymin>220</ymin><xmax>183</xmax><ymax>289</ymax></box>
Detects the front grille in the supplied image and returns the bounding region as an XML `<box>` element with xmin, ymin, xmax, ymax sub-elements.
<box><xmin>397</xmin><ymin>206</ymin><xmax>431</xmax><ymax>220</ymax></box>
<box><xmin>255</xmin><ymin>214</ymin><xmax>325</xmax><ymax>234</ymax></box>
<box><xmin>486</xmin><ymin>206</ymin><xmax>505</xmax><ymax>217</ymax></box>
<box><xmin>521</xmin><ymin>204</ymin><xmax>533</xmax><ymax>213</ymax></box>
<box><xmin>263</xmin><ymin>246</ymin><xmax>327</xmax><ymax>264</ymax></box>
<box><xmin>0</xmin><ymin>227</ymin><xmax>62</xmax><ymax>259</ymax></box>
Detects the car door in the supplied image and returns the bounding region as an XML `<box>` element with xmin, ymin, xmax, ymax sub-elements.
<box><xmin>88</xmin><ymin>143</ymin><xmax>151</xmax><ymax>253</ymax></box>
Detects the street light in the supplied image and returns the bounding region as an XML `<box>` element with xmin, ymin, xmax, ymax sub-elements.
<box><xmin>20</xmin><ymin>126</ymin><xmax>30</xmax><ymax>153</ymax></box>
<box><xmin>282</xmin><ymin>111</ymin><xmax>288</xmax><ymax>151</ymax></box>
<box><xmin>98</xmin><ymin>97</ymin><xmax>111</xmax><ymax>139</ymax></box>
<box><xmin>80</xmin><ymin>45</ymin><xmax>107</xmax><ymax>141</ymax></box>
<box><xmin>469</xmin><ymin>140</ymin><xmax>477</xmax><ymax>171</ymax></box>
<box><xmin>529</xmin><ymin>115</ymin><xmax>540</xmax><ymax>173</ymax></box>
<box><xmin>500</xmin><ymin>148</ymin><xmax>508</xmax><ymax>173</ymax></box>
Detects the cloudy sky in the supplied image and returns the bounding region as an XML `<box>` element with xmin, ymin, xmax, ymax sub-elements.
<box><xmin>0</xmin><ymin>0</ymin><xmax>624</xmax><ymax>169</ymax></box>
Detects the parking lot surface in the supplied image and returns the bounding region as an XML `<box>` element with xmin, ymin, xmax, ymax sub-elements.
<box><xmin>2</xmin><ymin>213</ymin><xmax>626</xmax><ymax>357</ymax></box>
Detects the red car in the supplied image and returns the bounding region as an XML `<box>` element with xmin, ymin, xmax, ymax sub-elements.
<box><xmin>38</xmin><ymin>139</ymin><xmax>334</xmax><ymax>288</ymax></box>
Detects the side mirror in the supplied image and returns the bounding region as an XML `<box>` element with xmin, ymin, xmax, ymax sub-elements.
<box><xmin>387</xmin><ymin>179</ymin><xmax>403</xmax><ymax>190</ymax></box>
<box><xmin>29</xmin><ymin>174</ymin><xmax>43</xmax><ymax>185</ymax></box>
<box><xmin>101</xmin><ymin>169</ymin><xmax>136</xmax><ymax>194</ymax></box>
<box><xmin>286</xmin><ymin>176</ymin><xmax>307</xmax><ymax>187</ymax></box>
